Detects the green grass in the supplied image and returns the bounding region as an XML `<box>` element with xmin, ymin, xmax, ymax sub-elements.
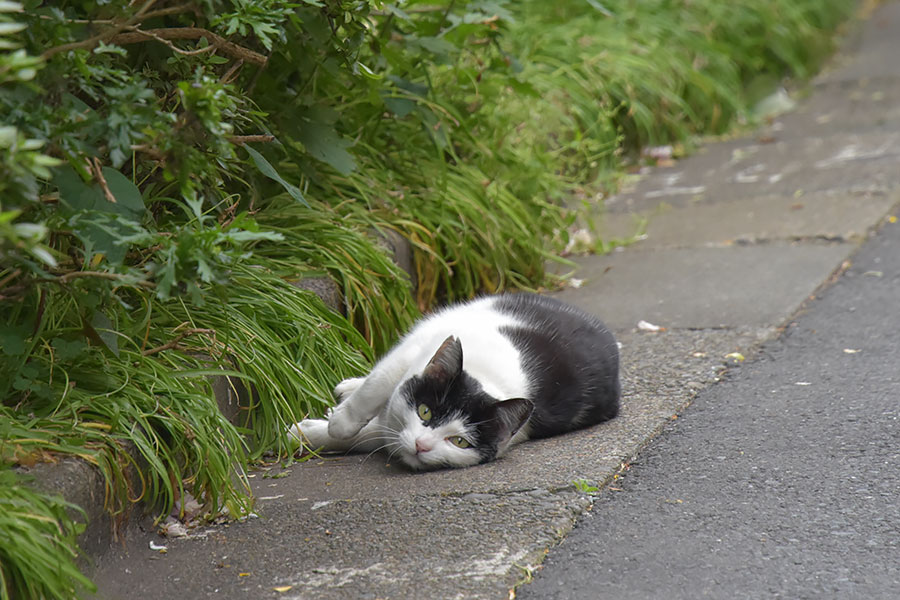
<box><xmin>505</xmin><ymin>0</ymin><xmax>853</xmax><ymax>160</ymax></box>
<box><xmin>155</xmin><ymin>262</ymin><xmax>379</xmax><ymax>456</ymax></box>
<box><xmin>573</xmin><ymin>477</ymin><xmax>601</xmax><ymax>496</ymax></box>
<box><xmin>2</xmin><ymin>258</ymin><xmax>386</xmax><ymax>510</ymax></box>
<box><xmin>0</xmin><ymin>467</ymin><xmax>95</xmax><ymax>600</ymax></box>
<box><xmin>339</xmin><ymin>153</ymin><xmax>570</xmax><ymax>308</ymax></box>
<box><xmin>2</xmin><ymin>286</ymin><xmax>253</xmax><ymax>518</ymax></box>
<box><xmin>252</xmin><ymin>199</ymin><xmax>419</xmax><ymax>355</ymax></box>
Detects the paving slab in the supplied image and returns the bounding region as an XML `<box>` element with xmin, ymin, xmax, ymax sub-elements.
<box><xmin>608</xmin><ymin>129</ymin><xmax>900</xmax><ymax>214</ymax></box>
<box><xmin>772</xmin><ymin>78</ymin><xmax>900</xmax><ymax>138</ymax></box>
<box><xmin>94</xmin><ymin>489</ymin><xmax>591</xmax><ymax>600</ymax></box>
<box><xmin>604</xmin><ymin>1</ymin><xmax>900</xmax><ymax>217</ymax></box>
<box><xmin>815</xmin><ymin>0</ymin><xmax>900</xmax><ymax>84</ymax></box>
<box><xmin>595</xmin><ymin>189</ymin><xmax>898</xmax><ymax>248</ymax></box>
<box><xmin>517</xmin><ymin>215</ymin><xmax>900</xmax><ymax>600</ymax></box>
<box><xmin>554</xmin><ymin>243</ymin><xmax>853</xmax><ymax>331</ymax></box>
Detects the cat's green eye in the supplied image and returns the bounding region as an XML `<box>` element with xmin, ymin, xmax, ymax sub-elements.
<box><xmin>449</xmin><ymin>436</ymin><xmax>471</xmax><ymax>449</ymax></box>
<box><xmin>417</xmin><ymin>404</ymin><xmax>432</xmax><ymax>421</ymax></box>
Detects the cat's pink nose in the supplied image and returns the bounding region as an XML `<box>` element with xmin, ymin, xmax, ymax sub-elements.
<box><xmin>415</xmin><ymin>438</ymin><xmax>432</xmax><ymax>454</ymax></box>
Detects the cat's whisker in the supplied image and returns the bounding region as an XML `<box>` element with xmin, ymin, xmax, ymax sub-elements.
<box><xmin>365</xmin><ymin>426</ymin><xmax>401</xmax><ymax>437</ymax></box>
<box><xmin>358</xmin><ymin>441</ymin><xmax>402</xmax><ymax>469</ymax></box>
<box><xmin>383</xmin><ymin>444</ymin><xmax>404</xmax><ymax>463</ymax></box>
<box><xmin>349</xmin><ymin>425</ymin><xmax>403</xmax><ymax>448</ymax></box>
<box><xmin>346</xmin><ymin>435</ymin><xmax>397</xmax><ymax>454</ymax></box>
<box><xmin>357</xmin><ymin>422</ymin><xmax>401</xmax><ymax>435</ymax></box>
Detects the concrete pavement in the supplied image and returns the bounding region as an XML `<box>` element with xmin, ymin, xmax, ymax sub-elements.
<box><xmin>88</xmin><ymin>2</ymin><xmax>900</xmax><ymax>599</ymax></box>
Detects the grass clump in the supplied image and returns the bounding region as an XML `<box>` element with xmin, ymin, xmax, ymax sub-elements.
<box><xmin>155</xmin><ymin>262</ymin><xmax>380</xmax><ymax>455</ymax></box>
<box><xmin>504</xmin><ymin>0</ymin><xmax>855</xmax><ymax>163</ymax></box>
<box><xmin>251</xmin><ymin>199</ymin><xmax>419</xmax><ymax>354</ymax></box>
<box><xmin>0</xmin><ymin>467</ymin><xmax>95</xmax><ymax>600</ymax></box>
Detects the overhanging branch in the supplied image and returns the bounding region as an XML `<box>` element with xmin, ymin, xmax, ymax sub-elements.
<box><xmin>109</xmin><ymin>28</ymin><xmax>267</xmax><ymax>66</ymax></box>
<box><xmin>44</xmin><ymin>26</ymin><xmax>267</xmax><ymax>67</ymax></box>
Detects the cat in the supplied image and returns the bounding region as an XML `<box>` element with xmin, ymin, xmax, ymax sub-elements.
<box><xmin>289</xmin><ymin>292</ymin><xmax>620</xmax><ymax>470</ymax></box>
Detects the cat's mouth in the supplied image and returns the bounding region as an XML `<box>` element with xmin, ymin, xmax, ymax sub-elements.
<box><xmin>398</xmin><ymin>451</ymin><xmax>432</xmax><ymax>471</ymax></box>
<box><xmin>397</xmin><ymin>449</ymin><xmax>449</xmax><ymax>472</ymax></box>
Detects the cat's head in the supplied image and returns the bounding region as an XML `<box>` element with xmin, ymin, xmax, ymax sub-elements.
<box><xmin>389</xmin><ymin>336</ymin><xmax>533</xmax><ymax>471</ymax></box>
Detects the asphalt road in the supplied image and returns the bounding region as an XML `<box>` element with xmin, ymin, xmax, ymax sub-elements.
<box><xmin>518</xmin><ymin>220</ymin><xmax>900</xmax><ymax>599</ymax></box>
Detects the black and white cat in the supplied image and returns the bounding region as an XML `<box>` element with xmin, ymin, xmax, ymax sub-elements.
<box><xmin>290</xmin><ymin>293</ymin><xmax>620</xmax><ymax>470</ymax></box>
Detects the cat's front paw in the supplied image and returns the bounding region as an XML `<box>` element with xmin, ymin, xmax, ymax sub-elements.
<box><xmin>327</xmin><ymin>403</ymin><xmax>369</xmax><ymax>439</ymax></box>
<box><xmin>334</xmin><ymin>377</ymin><xmax>366</xmax><ymax>401</ymax></box>
<box><xmin>288</xmin><ymin>419</ymin><xmax>332</xmax><ymax>449</ymax></box>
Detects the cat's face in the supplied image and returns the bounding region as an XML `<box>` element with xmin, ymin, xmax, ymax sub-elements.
<box><xmin>389</xmin><ymin>373</ymin><xmax>493</xmax><ymax>470</ymax></box>
<box><xmin>386</xmin><ymin>336</ymin><xmax>533</xmax><ymax>471</ymax></box>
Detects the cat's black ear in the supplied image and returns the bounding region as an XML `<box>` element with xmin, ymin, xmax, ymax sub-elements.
<box><xmin>493</xmin><ymin>398</ymin><xmax>534</xmax><ymax>443</ymax></box>
<box><xmin>423</xmin><ymin>336</ymin><xmax>463</xmax><ymax>385</ymax></box>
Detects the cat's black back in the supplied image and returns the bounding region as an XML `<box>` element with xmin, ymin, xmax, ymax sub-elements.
<box><xmin>494</xmin><ymin>293</ymin><xmax>620</xmax><ymax>438</ymax></box>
